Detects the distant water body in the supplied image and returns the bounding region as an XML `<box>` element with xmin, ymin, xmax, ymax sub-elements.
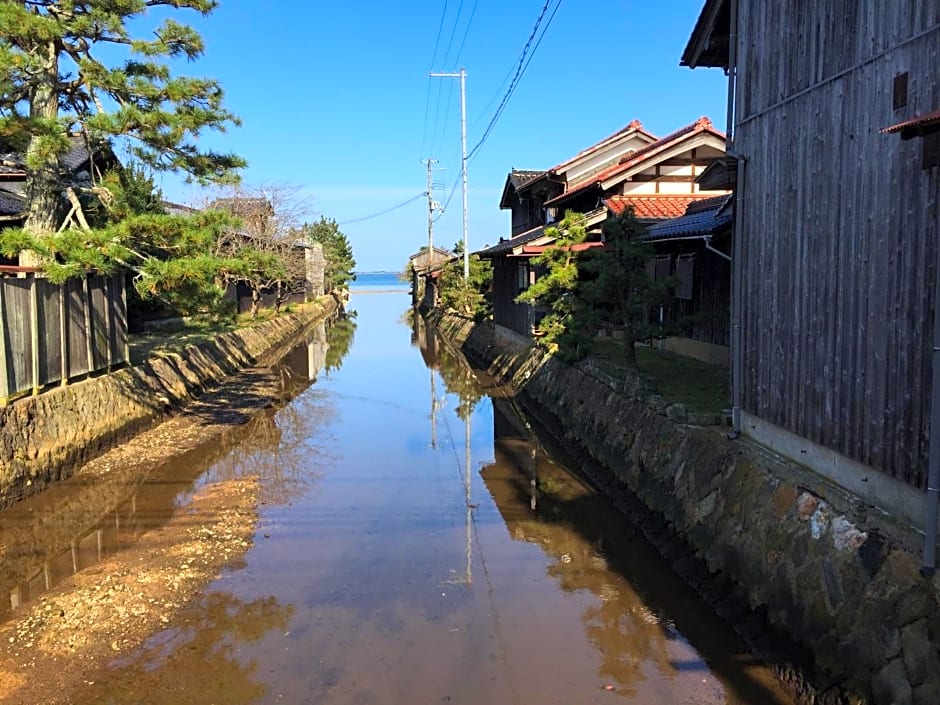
<box><xmin>349</xmin><ymin>271</ymin><xmax>409</xmax><ymax>293</ymax></box>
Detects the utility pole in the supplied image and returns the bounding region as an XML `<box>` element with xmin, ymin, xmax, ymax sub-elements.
<box><xmin>430</xmin><ymin>68</ymin><xmax>469</xmax><ymax>280</ymax></box>
<box><xmin>421</xmin><ymin>158</ymin><xmax>438</xmax><ymax>260</ymax></box>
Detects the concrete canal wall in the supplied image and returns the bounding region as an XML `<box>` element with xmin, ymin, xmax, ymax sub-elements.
<box><xmin>437</xmin><ymin>313</ymin><xmax>940</xmax><ymax>705</ymax></box>
<box><xmin>0</xmin><ymin>296</ymin><xmax>338</xmax><ymax>509</ymax></box>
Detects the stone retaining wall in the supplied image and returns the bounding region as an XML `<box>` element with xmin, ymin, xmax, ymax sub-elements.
<box><xmin>438</xmin><ymin>313</ymin><xmax>940</xmax><ymax>705</ymax></box>
<box><xmin>0</xmin><ymin>297</ymin><xmax>338</xmax><ymax>508</ymax></box>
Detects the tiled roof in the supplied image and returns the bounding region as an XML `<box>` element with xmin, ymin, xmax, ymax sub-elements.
<box><xmin>0</xmin><ymin>134</ymin><xmax>108</xmax><ymax>179</ymax></box>
<box><xmin>605</xmin><ymin>194</ymin><xmax>718</xmax><ymax>220</ymax></box>
<box><xmin>545</xmin><ymin>117</ymin><xmax>725</xmax><ymax>207</ymax></box>
<box><xmin>551</xmin><ymin>119</ymin><xmax>656</xmax><ymax>173</ymax></box>
<box><xmin>681</xmin><ymin>0</ymin><xmax>730</xmax><ymax>69</ymax></box>
<box><xmin>162</xmin><ymin>201</ymin><xmax>199</xmax><ymax>216</ymax></box>
<box><xmin>644</xmin><ymin>194</ymin><xmax>733</xmax><ymax>241</ymax></box>
<box><xmin>881</xmin><ymin>108</ymin><xmax>940</xmax><ymax>139</ymax></box>
<box><xmin>0</xmin><ymin>189</ymin><xmax>24</xmax><ymax>216</ymax></box>
<box><xmin>476</xmin><ymin>224</ymin><xmax>548</xmax><ymax>258</ymax></box>
<box><xmin>210</xmin><ymin>197</ymin><xmax>273</xmax><ymax>217</ymax></box>
<box><xmin>509</xmin><ymin>169</ymin><xmax>544</xmax><ymax>189</ymax></box>
<box><xmin>409</xmin><ymin>246</ymin><xmax>454</xmax><ymax>270</ymax></box>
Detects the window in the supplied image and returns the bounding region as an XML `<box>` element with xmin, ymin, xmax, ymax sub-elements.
<box><xmin>893</xmin><ymin>73</ymin><xmax>909</xmax><ymax>110</ymax></box>
<box><xmin>516</xmin><ymin>264</ymin><xmax>528</xmax><ymax>293</ymax></box>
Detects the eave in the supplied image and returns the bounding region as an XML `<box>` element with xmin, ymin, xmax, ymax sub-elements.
<box><xmin>680</xmin><ymin>0</ymin><xmax>730</xmax><ymax>69</ymax></box>
<box><xmin>881</xmin><ymin>109</ymin><xmax>940</xmax><ymax>140</ymax></box>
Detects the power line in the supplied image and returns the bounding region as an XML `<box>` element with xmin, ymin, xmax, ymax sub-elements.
<box><xmin>434</xmin><ymin>172</ymin><xmax>461</xmax><ymax>222</ymax></box>
<box><xmin>468</xmin><ymin>0</ymin><xmax>563</xmax><ymax>162</ymax></box>
<box><xmin>421</xmin><ymin>0</ymin><xmax>451</xmax><ymax>159</ymax></box>
<box><xmin>338</xmin><ymin>193</ymin><xmax>426</xmax><ymax>225</ymax></box>
<box><xmin>451</xmin><ymin>0</ymin><xmax>480</xmax><ymax>68</ymax></box>
<box><xmin>438</xmin><ymin>0</ymin><xmax>466</xmax><ymax>70</ymax></box>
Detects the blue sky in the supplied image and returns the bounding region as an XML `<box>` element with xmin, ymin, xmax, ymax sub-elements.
<box><xmin>153</xmin><ymin>1</ymin><xmax>727</xmax><ymax>271</ymax></box>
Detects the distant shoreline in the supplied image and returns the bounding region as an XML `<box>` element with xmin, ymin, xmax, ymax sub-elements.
<box><xmin>349</xmin><ymin>288</ymin><xmax>409</xmax><ymax>295</ymax></box>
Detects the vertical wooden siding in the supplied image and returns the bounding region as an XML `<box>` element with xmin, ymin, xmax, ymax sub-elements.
<box><xmin>491</xmin><ymin>256</ymin><xmax>533</xmax><ymax>337</ymax></box>
<box><xmin>736</xmin><ymin>1</ymin><xmax>940</xmax><ymax>487</ymax></box>
<box><xmin>0</xmin><ymin>274</ymin><xmax>128</xmax><ymax>401</ymax></box>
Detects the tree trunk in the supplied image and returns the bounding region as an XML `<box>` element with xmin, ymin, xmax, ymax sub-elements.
<box><xmin>250</xmin><ymin>288</ymin><xmax>260</xmax><ymax>319</ymax></box>
<box><xmin>22</xmin><ymin>41</ymin><xmax>62</xmax><ymax>266</ymax></box>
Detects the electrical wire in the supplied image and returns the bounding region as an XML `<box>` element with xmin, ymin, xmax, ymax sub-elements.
<box><xmin>433</xmin><ymin>172</ymin><xmax>461</xmax><ymax>222</ymax></box>
<box><xmin>338</xmin><ymin>192</ymin><xmax>426</xmax><ymax>225</ymax></box>
<box><xmin>467</xmin><ymin>0</ymin><xmax>563</xmax><ymax>162</ymax></box>
<box><xmin>438</xmin><ymin>0</ymin><xmax>466</xmax><ymax>70</ymax></box>
<box><xmin>451</xmin><ymin>0</ymin><xmax>480</xmax><ymax>68</ymax></box>
<box><xmin>421</xmin><ymin>0</ymin><xmax>451</xmax><ymax>160</ymax></box>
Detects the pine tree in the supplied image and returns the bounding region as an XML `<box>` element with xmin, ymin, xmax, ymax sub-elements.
<box><xmin>300</xmin><ymin>217</ymin><xmax>356</xmax><ymax>293</ymax></box>
<box><xmin>516</xmin><ymin>210</ymin><xmax>595</xmax><ymax>360</ymax></box>
<box><xmin>437</xmin><ymin>240</ymin><xmax>492</xmax><ymax>319</ymax></box>
<box><xmin>0</xmin><ymin>0</ymin><xmax>244</xmax><ymax>243</ymax></box>
<box><xmin>580</xmin><ymin>209</ymin><xmax>677</xmax><ymax>367</ymax></box>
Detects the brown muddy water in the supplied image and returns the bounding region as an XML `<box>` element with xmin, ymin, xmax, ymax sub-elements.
<box><xmin>0</xmin><ymin>290</ymin><xmax>797</xmax><ymax>705</ymax></box>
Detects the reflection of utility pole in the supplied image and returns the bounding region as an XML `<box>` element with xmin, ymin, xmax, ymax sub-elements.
<box><xmin>465</xmin><ymin>412</ymin><xmax>472</xmax><ymax>585</ymax></box>
<box><xmin>430</xmin><ymin>68</ymin><xmax>469</xmax><ymax>280</ymax></box>
<box><xmin>430</xmin><ymin>370</ymin><xmax>438</xmax><ymax>450</ymax></box>
<box><xmin>308</xmin><ymin>339</ymin><xmax>316</xmax><ymax>381</ymax></box>
<box><xmin>529</xmin><ymin>446</ymin><xmax>538</xmax><ymax>511</ymax></box>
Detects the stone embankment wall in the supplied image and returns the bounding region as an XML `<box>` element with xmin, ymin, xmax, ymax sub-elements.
<box><xmin>438</xmin><ymin>314</ymin><xmax>940</xmax><ymax>705</ymax></box>
<box><xmin>0</xmin><ymin>297</ymin><xmax>338</xmax><ymax>508</ymax></box>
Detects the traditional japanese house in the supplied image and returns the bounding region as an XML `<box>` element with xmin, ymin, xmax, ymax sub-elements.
<box><xmin>408</xmin><ymin>246</ymin><xmax>454</xmax><ymax>311</ymax></box>
<box><xmin>0</xmin><ymin>134</ymin><xmax>117</xmax><ymax>264</ymax></box>
<box><xmin>481</xmin><ymin>118</ymin><xmax>730</xmax><ymax>342</ymax></box>
<box><xmin>682</xmin><ymin>1</ymin><xmax>940</xmax><ymax>546</ymax></box>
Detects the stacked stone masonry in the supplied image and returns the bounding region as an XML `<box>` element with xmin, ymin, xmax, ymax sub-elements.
<box><xmin>436</xmin><ymin>314</ymin><xmax>940</xmax><ymax>705</ymax></box>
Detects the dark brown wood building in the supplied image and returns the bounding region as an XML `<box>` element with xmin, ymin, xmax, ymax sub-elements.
<box><xmin>644</xmin><ymin>195</ymin><xmax>733</xmax><ymax>364</ymax></box>
<box><xmin>683</xmin><ymin>0</ymin><xmax>940</xmax><ymax>529</ymax></box>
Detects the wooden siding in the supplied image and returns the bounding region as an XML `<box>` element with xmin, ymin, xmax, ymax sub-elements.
<box><xmin>491</xmin><ymin>256</ymin><xmax>534</xmax><ymax>337</ymax></box>
<box><xmin>735</xmin><ymin>1</ymin><xmax>940</xmax><ymax>487</ymax></box>
<box><xmin>668</xmin><ymin>248</ymin><xmax>731</xmax><ymax>347</ymax></box>
<box><xmin>0</xmin><ymin>274</ymin><xmax>128</xmax><ymax>402</ymax></box>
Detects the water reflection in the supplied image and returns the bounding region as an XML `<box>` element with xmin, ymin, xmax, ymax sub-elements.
<box><xmin>0</xmin><ymin>314</ymin><xmax>355</xmax><ymax>623</ymax></box>
<box><xmin>411</xmin><ymin>310</ymin><xmax>477</xmax><ymax>586</ymax></box>
<box><xmin>66</xmin><ymin>591</ymin><xmax>294</xmax><ymax>705</ymax></box>
<box><xmin>480</xmin><ymin>386</ymin><xmax>792</xmax><ymax>705</ymax></box>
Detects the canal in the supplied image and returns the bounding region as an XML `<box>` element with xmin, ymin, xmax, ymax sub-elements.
<box><xmin>0</xmin><ymin>287</ymin><xmax>797</xmax><ymax>705</ymax></box>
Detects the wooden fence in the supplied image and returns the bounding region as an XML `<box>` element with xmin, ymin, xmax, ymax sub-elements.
<box><xmin>0</xmin><ymin>273</ymin><xmax>128</xmax><ymax>404</ymax></box>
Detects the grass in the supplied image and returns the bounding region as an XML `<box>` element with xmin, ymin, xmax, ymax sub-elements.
<box><xmin>127</xmin><ymin>305</ymin><xmax>300</xmax><ymax>366</ymax></box>
<box><xmin>591</xmin><ymin>339</ymin><xmax>729</xmax><ymax>416</ymax></box>
<box><xmin>128</xmin><ymin>320</ymin><xmax>236</xmax><ymax>365</ymax></box>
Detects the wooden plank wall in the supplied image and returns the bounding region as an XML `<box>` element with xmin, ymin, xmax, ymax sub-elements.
<box><xmin>736</xmin><ymin>0</ymin><xmax>940</xmax><ymax>488</ymax></box>
<box><xmin>661</xmin><ymin>244</ymin><xmax>731</xmax><ymax>347</ymax></box>
<box><xmin>0</xmin><ymin>274</ymin><xmax>128</xmax><ymax>401</ymax></box>
<box><xmin>491</xmin><ymin>256</ymin><xmax>533</xmax><ymax>337</ymax></box>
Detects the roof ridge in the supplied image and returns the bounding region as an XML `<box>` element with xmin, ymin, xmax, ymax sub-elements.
<box><xmin>550</xmin><ymin>119</ymin><xmax>656</xmax><ymax>172</ymax></box>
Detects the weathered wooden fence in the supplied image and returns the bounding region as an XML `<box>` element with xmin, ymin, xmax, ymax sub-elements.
<box><xmin>0</xmin><ymin>273</ymin><xmax>128</xmax><ymax>404</ymax></box>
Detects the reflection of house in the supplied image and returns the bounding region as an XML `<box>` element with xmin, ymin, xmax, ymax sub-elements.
<box><xmin>408</xmin><ymin>246</ymin><xmax>453</xmax><ymax>310</ymax></box>
<box><xmin>682</xmin><ymin>1</ymin><xmax>940</xmax><ymax>537</ymax></box>
<box><xmin>479</xmin><ymin>118</ymin><xmax>730</xmax><ymax>341</ymax></box>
